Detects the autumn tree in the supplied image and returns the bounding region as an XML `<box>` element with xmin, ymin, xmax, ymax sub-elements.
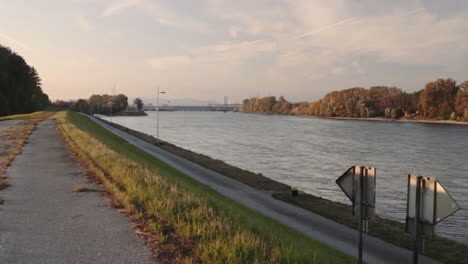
<box><xmin>88</xmin><ymin>95</ymin><xmax>103</xmax><ymax>114</ymax></box>
<box><xmin>366</xmin><ymin>86</ymin><xmax>406</xmax><ymax>116</ymax></box>
<box><xmin>241</xmin><ymin>78</ymin><xmax>464</xmax><ymax>120</ymax></box>
<box><xmin>271</xmin><ymin>96</ymin><xmax>292</xmax><ymax>114</ymax></box>
<box><xmin>419</xmin><ymin>78</ymin><xmax>458</xmax><ymax>119</ymax></box>
<box><xmin>455</xmin><ymin>81</ymin><xmax>468</xmax><ymax>119</ymax></box>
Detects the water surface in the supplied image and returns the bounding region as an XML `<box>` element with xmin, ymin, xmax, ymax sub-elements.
<box><xmin>102</xmin><ymin>111</ymin><xmax>468</xmax><ymax>244</ymax></box>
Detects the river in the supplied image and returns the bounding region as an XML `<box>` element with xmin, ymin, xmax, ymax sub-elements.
<box><xmin>101</xmin><ymin>111</ymin><xmax>468</xmax><ymax>244</ymax></box>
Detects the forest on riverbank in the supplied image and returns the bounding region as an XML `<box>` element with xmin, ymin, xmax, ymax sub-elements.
<box><xmin>241</xmin><ymin>78</ymin><xmax>468</xmax><ymax>121</ymax></box>
<box><xmin>53</xmin><ymin>94</ymin><xmax>129</xmax><ymax>115</ymax></box>
<box><xmin>0</xmin><ymin>45</ymin><xmax>50</xmax><ymax>116</ymax></box>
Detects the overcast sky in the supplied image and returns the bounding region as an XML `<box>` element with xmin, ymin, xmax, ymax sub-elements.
<box><xmin>1</xmin><ymin>0</ymin><xmax>467</xmax><ymax>103</ymax></box>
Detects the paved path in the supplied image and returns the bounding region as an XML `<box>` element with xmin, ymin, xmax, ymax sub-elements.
<box><xmin>90</xmin><ymin>115</ymin><xmax>440</xmax><ymax>264</ymax></box>
<box><xmin>0</xmin><ymin>120</ymin><xmax>153</xmax><ymax>264</ymax></box>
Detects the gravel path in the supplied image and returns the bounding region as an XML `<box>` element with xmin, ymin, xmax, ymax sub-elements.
<box><xmin>90</xmin><ymin>115</ymin><xmax>440</xmax><ymax>264</ymax></box>
<box><xmin>0</xmin><ymin>120</ymin><xmax>153</xmax><ymax>264</ymax></box>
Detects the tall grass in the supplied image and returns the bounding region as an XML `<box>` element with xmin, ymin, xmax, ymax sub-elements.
<box><xmin>56</xmin><ymin>111</ymin><xmax>356</xmax><ymax>263</ymax></box>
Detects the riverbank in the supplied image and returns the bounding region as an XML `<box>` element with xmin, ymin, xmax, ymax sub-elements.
<box><xmin>64</xmin><ymin>112</ymin><xmax>355</xmax><ymax>263</ymax></box>
<box><xmin>241</xmin><ymin>111</ymin><xmax>468</xmax><ymax>126</ymax></box>
<box><xmin>98</xmin><ymin>116</ymin><xmax>468</xmax><ymax>264</ymax></box>
<box><xmin>324</xmin><ymin>116</ymin><xmax>468</xmax><ymax>126</ymax></box>
<box><xmin>99</xmin><ymin>111</ymin><xmax>147</xmax><ymax>116</ymax></box>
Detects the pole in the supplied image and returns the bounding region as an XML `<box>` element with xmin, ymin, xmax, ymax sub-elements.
<box><xmin>358</xmin><ymin>167</ymin><xmax>364</xmax><ymax>264</ymax></box>
<box><xmin>413</xmin><ymin>176</ymin><xmax>422</xmax><ymax>264</ymax></box>
<box><xmin>111</xmin><ymin>82</ymin><xmax>115</xmax><ymax>123</ymax></box>
<box><xmin>156</xmin><ymin>85</ymin><xmax>160</xmax><ymax>144</ymax></box>
<box><xmin>110</xmin><ymin>101</ymin><xmax>113</xmax><ymax>123</ymax></box>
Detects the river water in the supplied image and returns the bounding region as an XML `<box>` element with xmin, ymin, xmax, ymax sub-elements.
<box><xmin>101</xmin><ymin>111</ymin><xmax>468</xmax><ymax>244</ymax></box>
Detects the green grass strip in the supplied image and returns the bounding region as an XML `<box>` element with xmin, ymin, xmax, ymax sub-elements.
<box><xmin>65</xmin><ymin>111</ymin><xmax>357</xmax><ymax>264</ymax></box>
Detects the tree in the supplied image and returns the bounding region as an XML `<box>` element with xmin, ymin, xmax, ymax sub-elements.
<box><xmin>240</xmin><ymin>78</ymin><xmax>464</xmax><ymax>121</ymax></box>
<box><xmin>114</xmin><ymin>94</ymin><xmax>128</xmax><ymax>112</ymax></box>
<box><xmin>419</xmin><ymin>78</ymin><xmax>458</xmax><ymax>119</ymax></box>
<box><xmin>88</xmin><ymin>95</ymin><xmax>103</xmax><ymax>114</ymax></box>
<box><xmin>74</xmin><ymin>99</ymin><xmax>89</xmax><ymax>113</ymax></box>
<box><xmin>366</xmin><ymin>86</ymin><xmax>405</xmax><ymax>116</ymax></box>
<box><xmin>133</xmin><ymin>98</ymin><xmax>144</xmax><ymax>111</ymax></box>
<box><xmin>455</xmin><ymin>81</ymin><xmax>468</xmax><ymax>117</ymax></box>
<box><xmin>0</xmin><ymin>44</ymin><xmax>50</xmax><ymax>116</ymax></box>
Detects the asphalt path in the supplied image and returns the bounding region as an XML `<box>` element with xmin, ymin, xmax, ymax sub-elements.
<box><xmin>0</xmin><ymin>120</ymin><xmax>153</xmax><ymax>264</ymax></box>
<box><xmin>90</xmin><ymin>115</ymin><xmax>439</xmax><ymax>264</ymax></box>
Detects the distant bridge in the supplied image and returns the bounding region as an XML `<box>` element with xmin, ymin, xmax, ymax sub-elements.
<box><xmin>143</xmin><ymin>104</ymin><xmax>240</xmax><ymax>112</ymax></box>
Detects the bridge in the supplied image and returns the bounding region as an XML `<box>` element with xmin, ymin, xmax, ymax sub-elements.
<box><xmin>142</xmin><ymin>104</ymin><xmax>240</xmax><ymax>112</ymax></box>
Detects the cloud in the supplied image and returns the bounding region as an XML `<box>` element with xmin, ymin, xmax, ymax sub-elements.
<box><xmin>102</xmin><ymin>0</ymin><xmax>210</xmax><ymax>33</ymax></box>
<box><xmin>307</xmin><ymin>7</ymin><xmax>468</xmax><ymax>65</ymax></box>
<box><xmin>143</xmin><ymin>2</ymin><xmax>211</xmax><ymax>33</ymax></box>
<box><xmin>109</xmin><ymin>31</ymin><xmax>122</xmax><ymax>37</ymax></box>
<box><xmin>64</xmin><ymin>55</ymin><xmax>97</xmax><ymax>68</ymax></box>
<box><xmin>76</xmin><ymin>16</ymin><xmax>93</xmax><ymax>32</ymax></box>
<box><xmin>331</xmin><ymin>66</ymin><xmax>346</xmax><ymax>75</ymax></box>
<box><xmin>229</xmin><ymin>26</ymin><xmax>240</xmax><ymax>38</ymax></box>
<box><xmin>0</xmin><ymin>32</ymin><xmax>31</xmax><ymax>51</ymax></box>
<box><xmin>102</xmin><ymin>0</ymin><xmax>143</xmax><ymax>16</ymax></box>
<box><xmin>99</xmin><ymin>0</ymin><xmax>468</xmax><ymax>99</ymax></box>
<box><xmin>208</xmin><ymin>1</ymin><xmax>295</xmax><ymax>38</ymax></box>
<box><xmin>295</xmin><ymin>17</ymin><xmax>359</xmax><ymax>39</ymax></box>
<box><xmin>145</xmin><ymin>39</ymin><xmax>278</xmax><ymax>85</ymax></box>
<box><xmin>146</xmin><ymin>56</ymin><xmax>191</xmax><ymax>70</ymax></box>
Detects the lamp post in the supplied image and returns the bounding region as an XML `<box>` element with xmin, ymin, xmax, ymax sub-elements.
<box><xmin>111</xmin><ymin>83</ymin><xmax>116</xmax><ymax>123</ymax></box>
<box><xmin>156</xmin><ymin>85</ymin><xmax>166</xmax><ymax>144</ymax></box>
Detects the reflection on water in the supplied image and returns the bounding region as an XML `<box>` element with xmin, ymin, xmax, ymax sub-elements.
<box><xmin>102</xmin><ymin>111</ymin><xmax>468</xmax><ymax>244</ymax></box>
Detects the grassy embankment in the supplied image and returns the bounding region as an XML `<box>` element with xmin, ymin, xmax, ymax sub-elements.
<box><xmin>0</xmin><ymin>111</ymin><xmax>57</xmax><ymax>203</ymax></box>
<box><xmin>99</xmin><ymin>117</ymin><xmax>468</xmax><ymax>264</ymax></box>
<box><xmin>57</xmin><ymin>111</ymin><xmax>356</xmax><ymax>264</ymax></box>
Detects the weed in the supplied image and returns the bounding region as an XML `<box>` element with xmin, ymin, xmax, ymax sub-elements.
<box><xmin>72</xmin><ymin>184</ymin><xmax>101</xmax><ymax>193</ymax></box>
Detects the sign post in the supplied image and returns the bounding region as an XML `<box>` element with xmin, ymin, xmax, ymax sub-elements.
<box><xmin>406</xmin><ymin>174</ymin><xmax>461</xmax><ymax>264</ymax></box>
<box><xmin>336</xmin><ymin>166</ymin><xmax>376</xmax><ymax>264</ymax></box>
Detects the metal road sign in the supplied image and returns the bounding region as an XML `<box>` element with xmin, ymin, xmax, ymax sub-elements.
<box><xmin>336</xmin><ymin>166</ymin><xmax>376</xmax><ymax>220</ymax></box>
<box><xmin>336</xmin><ymin>165</ymin><xmax>376</xmax><ymax>264</ymax></box>
<box><xmin>406</xmin><ymin>174</ymin><xmax>461</xmax><ymax>264</ymax></box>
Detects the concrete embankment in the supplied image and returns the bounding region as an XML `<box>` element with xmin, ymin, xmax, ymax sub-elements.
<box><xmin>0</xmin><ymin>120</ymin><xmax>153</xmax><ymax>264</ymax></box>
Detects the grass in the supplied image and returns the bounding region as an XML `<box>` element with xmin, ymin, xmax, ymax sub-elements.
<box><xmin>0</xmin><ymin>111</ymin><xmax>57</xmax><ymax>194</ymax></box>
<box><xmin>72</xmin><ymin>184</ymin><xmax>101</xmax><ymax>193</ymax></box>
<box><xmin>57</xmin><ymin>111</ymin><xmax>356</xmax><ymax>264</ymax></box>
<box><xmin>100</xmin><ymin>115</ymin><xmax>468</xmax><ymax>264</ymax></box>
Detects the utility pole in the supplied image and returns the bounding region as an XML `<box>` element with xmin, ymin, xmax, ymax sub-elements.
<box><xmin>157</xmin><ymin>85</ymin><xmax>159</xmax><ymax>143</ymax></box>
<box><xmin>156</xmin><ymin>85</ymin><xmax>166</xmax><ymax>144</ymax></box>
<box><xmin>111</xmin><ymin>83</ymin><xmax>116</xmax><ymax>123</ymax></box>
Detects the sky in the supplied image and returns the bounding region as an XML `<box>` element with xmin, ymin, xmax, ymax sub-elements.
<box><xmin>1</xmin><ymin>0</ymin><xmax>467</xmax><ymax>104</ymax></box>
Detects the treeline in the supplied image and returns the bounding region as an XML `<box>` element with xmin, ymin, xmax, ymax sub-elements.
<box><xmin>53</xmin><ymin>94</ymin><xmax>128</xmax><ymax>115</ymax></box>
<box><xmin>0</xmin><ymin>45</ymin><xmax>50</xmax><ymax>116</ymax></box>
<box><xmin>242</xmin><ymin>78</ymin><xmax>468</xmax><ymax>121</ymax></box>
